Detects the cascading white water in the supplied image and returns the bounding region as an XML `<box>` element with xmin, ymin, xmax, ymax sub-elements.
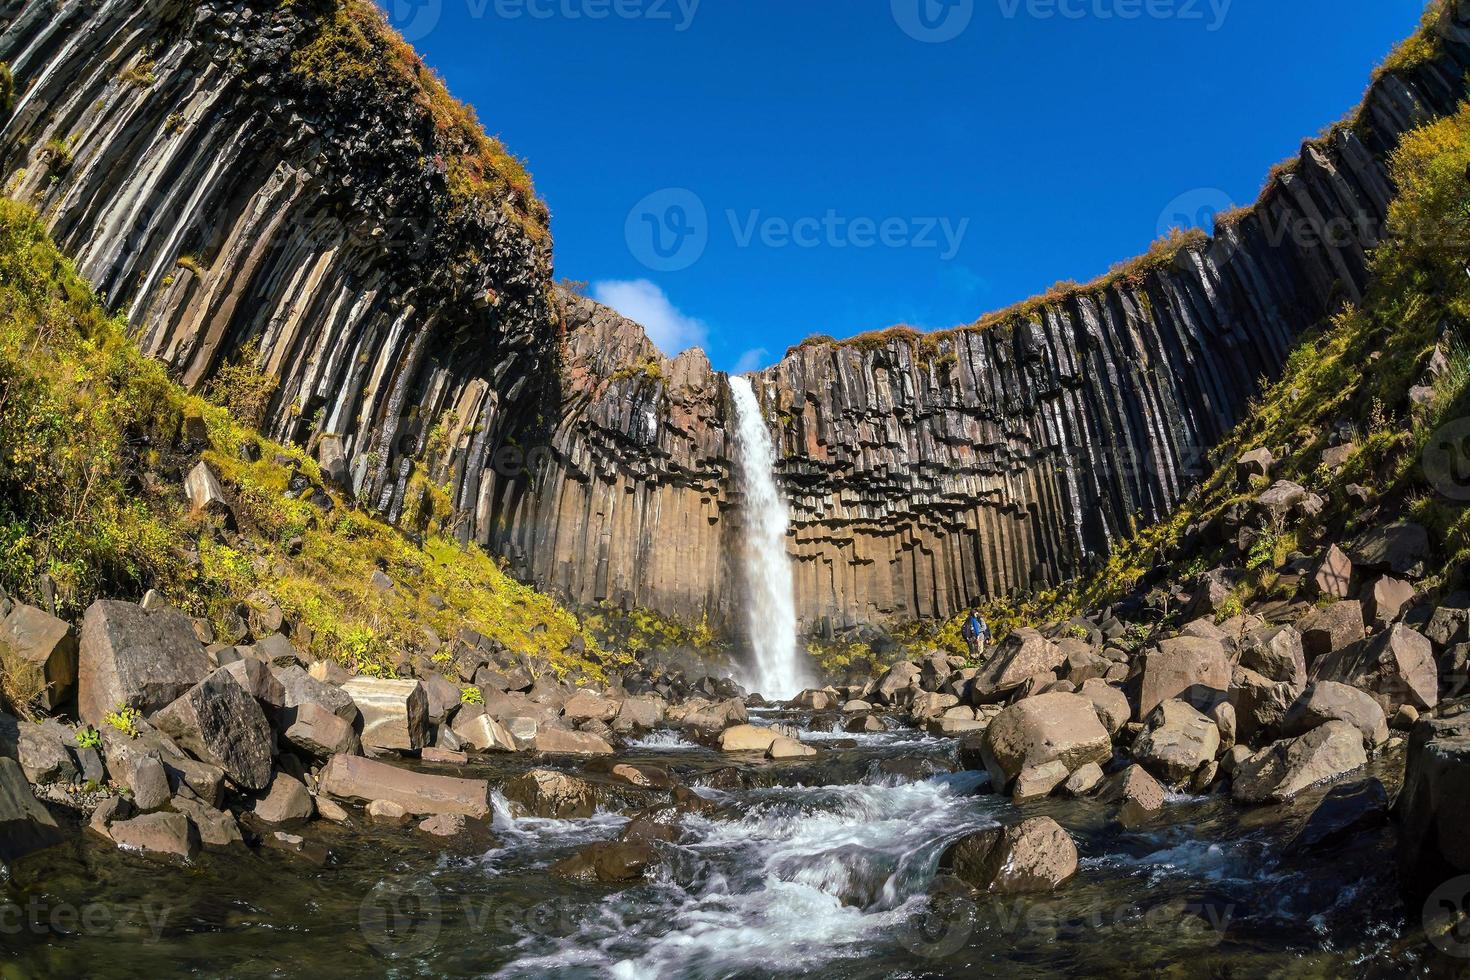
<box><xmin>729</xmin><ymin>376</ymin><xmax>809</xmax><ymax>699</ymax></box>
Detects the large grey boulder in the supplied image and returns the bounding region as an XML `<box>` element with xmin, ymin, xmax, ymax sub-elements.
<box><xmin>980</xmin><ymin>692</ymin><xmax>1111</xmax><ymax>792</ymax></box>
<box><xmin>969</xmin><ymin>629</ymin><xmax>1066</xmax><ymax>703</ymax></box>
<box><xmin>873</xmin><ymin>661</ymin><xmax>922</xmax><ymax>705</ymax></box>
<box><xmin>78</xmin><ymin>600</ymin><xmax>208</xmax><ymax>727</ymax></box>
<box><xmin>273</xmin><ymin>665</ymin><xmax>357</xmax><ymax>720</ymax></box>
<box><xmin>253</xmin><ymin>772</ymin><xmax>315</xmax><ymax>824</ymax></box>
<box><xmin>0</xmin><ymin>757</ymin><xmax>62</xmax><ymax>864</ymax></box>
<box><xmin>15</xmin><ymin>720</ymin><xmax>78</xmax><ymax>785</ymax></box>
<box><xmin>1228</xmin><ymin>666</ymin><xmax>1299</xmax><ymax>745</ymax></box>
<box><xmin>501</xmin><ymin>768</ymin><xmax>596</xmax><ymax>819</ymax></box>
<box><xmin>151</xmin><ymin>669</ymin><xmax>274</xmax><ymax>791</ymax></box>
<box><xmin>0</xmin><ymin>604</ymin><xmax>78</xmax><ymax>710</ymax></box>
<box><xmin>1230</xmin><ymin>721</ymin><xmax>1368</xmax><ymax>804</ymax></box>
<box><xmin>1364</xmin><ymin>577</ymin><xmax>1415</xmax><ymax>633</ymax></box>
<box><xmin>1346</xmin><ymin>521</ymin><xmax>1430</xmax><ymax>579</ymax></box>
<box><xmin>1280</xmin><ymin>681</ymin><xmax>1389</xmax><ymax>747</ymax></box>
<box><xmin>1398</xmin><ymin>704</ymin><xmax>1470</xmax><ymax>888</ymax></box>
<box><xmin>1133</xmin><ymin>699</ymin><xmax>1220</xmax><ymax>787</ymax></box>
<box><xmin>1297</xmin><ymin>601</ymin><xmax>1366</xmax><ymax>663</ymax></box>
<box><xmin>283</xmin><ymin>702</ymin><xmax>360</xmax><ymax>757</ymax></box>
<box><xmin>1239</xmin><ymin>626</ymin><xmax>1306</xmax><ymax>689</ymax></box>
<box><xmin>533</xmin><ymin>727</ymin><xmax>615</xmax><ymax>755</ymax></box>
<box><xmin>319</xmin><ymin>754</ymin><xmax>491</xmax><ymax>819</ymax></box>
<box><xmin>1136</xmin><ymin>636</ymin><xmax>1231</xmax><ymax>720</ymax></box>
<box><xmin>1078</xmin><ymin>678</ymin><xmax>1130</xmax><ymax>736</ymax></box>
<box><xmin>939</xmin><ymin>816</ymin><xmax>1078</xmax><ymax>894</ymax></box>
<box><xmin>1310</xmin><ymin>623</ymin><xmax>1438</xmax><ymax>715</ymax></box>
<box><xmin>341</xmin><ymin>677</ymin><xmax>428</xmax><ymax>751</ymax></box>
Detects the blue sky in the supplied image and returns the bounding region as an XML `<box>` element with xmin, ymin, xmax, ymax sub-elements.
<box><xmin>383</xmin><ymin>0</ymin><xmax>1428</xmax><ymax>372</ymax></box>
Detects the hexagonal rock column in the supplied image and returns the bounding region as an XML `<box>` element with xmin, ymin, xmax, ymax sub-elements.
<box><xmin>342</xmin><ymin>677</ymin><xmax>428</xmax><ymax>752</ymax></box>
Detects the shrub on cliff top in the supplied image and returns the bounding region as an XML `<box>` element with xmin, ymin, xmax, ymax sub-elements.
<box><xmin>291</xmin><ymin>0</ymin><xmax>546</xmax><ymax>239</ymax></box>
<box><xmin>0</xmin><ymin>63</ymin><xmax>14</xmax><ymax>118</ymax></box>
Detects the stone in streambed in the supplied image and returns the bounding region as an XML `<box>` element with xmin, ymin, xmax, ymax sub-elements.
<box><xmin>939</xmin><ymin>816</ymin><xmax>1078</xmax><ymax>894</ymax></box>
<box><xmin>719</xmin><ymin>724</ymin><xmax>778</xmax><ymax>753</ymax></box>
<box><xmin>1012</xmin><ymin>760</ymin><xmax>1070</xmax><ymax>802</ymax></box>
<box><xmin>501</xmin><ymin>768</ymin><xmax>596</xmax><ymax>819</ymax></box>
<box><xmin>980</xmin><ymin>692</ymin><xmax>1111</xmax><ymax>792</ymax></box>
<box><xmin>532</xmin><ymin>727</ymin><xmax>614</xmax><ymax>755</ymax></box>
<box><xmin>1132</xmin><ymin>699</ymin><xmax>1220</xmax><ymax>787</ymax></box>
<box><xmin>551</xmin><ymin>841</ymin><xmax>657</xmax><ymax>884</ymax></box>
<box><xmin>109</xmin><ymin>811</ymin><xmax>200</xmax><ymax>860</ymax></box>
<box><xmin>0</xmin><ymin>757</ymin><xmax>62</xmax><ymax>864</ymax></box>
<box><xmin>253</xmin><ymin>772</ymin><xmax>314</xmax><ymax>824</ymax></box>
<box><xmin>1230</xmin><ymin>721</ymin><xmax>1368</xmax><ymax>804</ymax></box>
<box><xmin>319</xmin><ymin>754</ymin><xmax>491</xmax><ymax>820</ymax></box>
<box><xmin>1287</xmin><ymin>779</ymin><xmax>1389</xmax><ymax>855</ymax></box>
<box><xmin>284</xmin><ymin>702</ymin><xmax>360</xmax><ymax>757</ymax></box>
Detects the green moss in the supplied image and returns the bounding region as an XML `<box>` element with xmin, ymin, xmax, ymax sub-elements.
<box><xmin>0</xmin><ymin>63</ymin><xmax>14</xmax><ymax>118</ymax></box>
<box><xmin>0</xmin><ymin>200</ymin><xmax>614</xmax><ymax>681</ymax></box>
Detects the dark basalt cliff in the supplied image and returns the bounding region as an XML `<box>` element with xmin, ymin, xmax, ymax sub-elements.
<box><xmin>504</xmin><ymin>10</ymin><xmax>1470</xmax><ymax>633</ymax></box>
<box><xmin>6</xmin><ymin>0</ymin><xmax>1470</xmax><ymax>635</ymax></box>
<box><xmin>0</xmin><ymin>0</ymin><xmax>554</xmax><ymax>536</ymax></box>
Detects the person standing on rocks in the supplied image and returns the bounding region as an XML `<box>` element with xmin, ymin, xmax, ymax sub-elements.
<box><xmin>962</xmin><ymin>608</ymin><xmax>990</xmax><ymax>663</ymax></box>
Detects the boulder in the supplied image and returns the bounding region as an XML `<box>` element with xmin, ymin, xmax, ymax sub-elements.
<box><xmin>1063</xmin><ymin>762</ymin><xmax>1104</xmax><ymax>797</ymax></box>
<box><xmin>1228</xmin><ymin>666</ymin><xmax>1298</xmax><ymax>745</ymax></box>
<box><xmin>283</xmin><ymin>702</ymin><xmax>360</xmax><ymax>757</ymax></box>
<box><xmin>532</xmin><ymin>727</ymin><xmax>614</xmax><ymax>755</ymax></box>
<box><xmin>14</xmin><ymin>721</ymin><xmax>77</xmax><ymax>785</ymax></box>
<box><xmin>1230</xmin><ymin>721</ymin><xmax>1369</xmax><ymax>804</ymax></box>
<box><xmin>969</xmin><ymin>629</ymin><xmax>1066</xmax><ymax>703</ymax></box>
<box><xmin>1425</xmin><ymin>594</ymin><xmax>1470</xmax><ymax>649</ymax></box>
<box><xmin>109</xmin><ymin>811</ymin><xmax>200</xmax><ymax>860</ymax></box>
<box><xmin>1345</xmin><ymin>521</ymin><xmax>1430</xmax><ymax>579</ymax></box>
<box><xmin>562</xmin><ymin>690</ymin><xmax>620</xmax><ymax>723</ymax></box>
<box><xmin>873</xmin><ymin>662</ymin><xmax>922</xmax><ymax>705</ymax></box>
<box><xmin>980</xmin><ymin>692</ymin><xmax>1112</xmax><ymax>791</ymax></box>
<box><xmin>130</xmin><ymin>755</ymin><xmax>171</xmax><ymax>811</ymax></box>
<box><xmin>1311</xmin><ymin>545</ymin><xmax>1354</xmax><ymax>599</ymax></box>
<box><xmin>1237</xmin><ymin>447</ymin><xmax>1275</xmax><ymax>484</ymax></box>
<box><xmin>341</xmin><ymin>677</ymin><xmax>428</xmax><ymax>752</ymax></box>
<box><xmin>418</xmin><ymin>813</ymin><xmax>467</xmax><ymax>837</ymax></box>
<box><xmin>171</xmin><ymin>796</ymin><xmax>243</xmax><ymax>847</ymax></box>
<box><xmin>78</xmin><ymin>600</ymin><xmax>208</xmax><ymax>727</ymax></box>
<box><xmin>614</xmin><ymin>696</ymin><xmax>667</xmax><ymax>731</ymax></box>
<box><xmin>501</xmin><ymin>768</ymin><xmax>596</xmax><ymax>819</ymax></box>
<box><xmin>151</xmin><ymin>668</ymin><xmax>273</xmax><ymax>791</ymax></box>
<box><xmin>274</xmin><ymin>666</ymin><xmax>357</xmax><ymax>721</ymax></box>
<box><xmin>1310</xmin><ymin>624</ymin><xmax>1438</xmax><ymax>715</ymax></box>
<box><xmin>319</xmin><ymin>754</ymin><xmax>491</xmax><ymax>819</ymax></box>
<box><xmin>453</xmin><ymin>713</ymin><xmax>517</xmax><ymax>753</ymax></box>
<box><xmin>367</xmin><ymin>800</ymin><xmax>411</xmax><ymax>827</ymax></box>
<box><xmin>1365</xmin><ymin>577</ymin><xmax>1415</xmax><ymax>633</ymax></box>
<box><xmin>1105</xmin><ymin>764</ymin><xmax>1166</xmax><ymax>826</ymax></box>
<box><xmin>551</xmin><ymin>841</ymin><xmax>656</xmax><ymax>884</ymax></box>
<box><xmin>939</xmin><ymin>817</ymin><xmax>1078</xmax><ymax>894</ymax></box>
<box><xmin>1280</xmin><ymin>681</ymin><xmax>1389</xmax><ymax>747</ymax></box>
<box><xmin>767</xmin><ymin>736</ymin><xmax>818</xmax><ymax>760</ymax></box>
<box><xmin>1133</xmin><ymin>700</ymin><xmax>1220</xmax><ymax>787</ymax></box>
<box><xmin>0</xmin><ymin>604</ymin><xmax>78</xmax><ymax>710</ymax></box>
<box><xmin>220</xmin><ymin>657</ymin><xmax>286</xmax><ymax>710</ymax></box>
<box><xmin>1077</xmin><ymin>679</ymin><xmax>1130</xmax><ymax>736</ymax></box>
<box><xmin>1012</xmin><ymin>760</ymin><xmax>1070</xmax><ymax>802</ymax></box>
<box><xmin>1398</xmin><ymin>706</ymin><xmax>1470</xmax><ymax>888</ymax></box>
<box><xmin>719</xmin><ymin>724</ymin><xmax>779</xmax><ymax>753</ymax></box>
<box><xmin>0</xmin><ymin>757</ymin><xmax>62</xmax><ymax>863</ymax></box>
<box><xmin>417</xmin><ymin>672</ymin><xmax>461</xmax><ymax>725</ymax></box>
<box><xmin>1136</xmin><ymin>637</ymin><xmax>1231</xmax><ymax>720</ymax></box>
<box><xmin>1297</xmin><ymin>601</ymin><xmax>1366</xmax><ymax>663</ymax></box>
<box><xmin>1239</xmin><ymin>626</ymin><xmax>1306</xmax><ymax>689</ymax></box>
<box><xmin>1288</xmin><ymin>779</ymin><xmax>1390</xmax><ymax>854</ymax></box>
<box><xmin>679</xmin><ymin>698</ymin><xmax>748</xmax><ymax>733</ymax></box>
<box><xmin>253</xmin><ymin>772</ymin><xmax>314</xmax><ymax>824</ymax></box>
<box><xmin>1256</xmin><ymin>480</ymin><xmax>1308</xmax><ymax>522</ymax></box>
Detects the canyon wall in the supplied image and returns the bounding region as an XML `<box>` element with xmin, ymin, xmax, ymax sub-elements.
<box><xmin>502</xmin><ymin>9</ymin><xmax>1470</xmax><ymax>633</ymax></box>
<box><xmin>0</xmin><ymin>0</ymin><xmax>556</xmax><ymax>537</ymax></box>
<box><xmin>5</xmin><ymin>0</ymin><xmax>1470</xmax><ymax>634</ymax></box>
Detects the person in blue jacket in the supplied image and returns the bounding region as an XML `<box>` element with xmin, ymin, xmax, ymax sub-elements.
<box><xmin>961</xmin><ymin>608</ymin><xmax>991</xmax><ymax>662</ymax></box>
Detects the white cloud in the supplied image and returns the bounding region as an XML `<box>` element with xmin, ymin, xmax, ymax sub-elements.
<box><xmin>592</xmin><ymin>279</ymin><xmax>708</xmax><ymax>356</ymax></box>
<box><xmin>732</xmin><ymin>348</ymin><xmax>769</xmax><ymax>374</ymax></box>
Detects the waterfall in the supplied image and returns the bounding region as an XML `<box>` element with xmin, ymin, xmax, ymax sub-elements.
<box><xmin>728</xmin><ymin>376</ymin><xmax>809</xmax><ymax>699</ymax></box>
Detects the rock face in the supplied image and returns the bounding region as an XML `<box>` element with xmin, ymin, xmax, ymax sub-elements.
<box><xmin>7</xmin><ymin>1</ymin><xmax>1470</xmax><ymax>634</ymax></box>
<box><xmin>78</xmin><ymin>600</ymin><xmax>209</xmax><ymax>726</ymax></box>
<box><xmin>1398</xmin><ymin>705</ymin><xmax>1470</xmax><ymax>888</ymax></box>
